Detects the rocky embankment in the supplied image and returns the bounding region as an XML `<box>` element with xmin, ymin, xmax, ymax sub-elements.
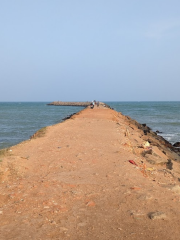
<box><xmin>47</xmin><ymin>101</ymin><xmax>91</xmax><ymax>107</ymax></box>
<box><xmin>1</xmin><ymin>105</ymin><xmax>180</xmax><ymax>239</ymax></box>
<box><xmin>124</xmin><ymin>115</ymin><xmax>180</xmax><ymax>168</ymax></box>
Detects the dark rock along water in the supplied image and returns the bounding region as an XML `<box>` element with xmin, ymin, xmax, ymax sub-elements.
<box><xmin>0</xmin><ymin>101</ymin><xmax>180</xmax><ymax>150</ymax></box>
<box><xmin>107</xmin><ymin>101</ymin><xmax>180</xmax><ymax>145</ymax></box>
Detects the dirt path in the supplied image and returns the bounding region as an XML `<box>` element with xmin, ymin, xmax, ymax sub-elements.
<box><xmin>1</xmin><ymin>106</ymin><xmax>180</xmax><ymax>239</ymax></box>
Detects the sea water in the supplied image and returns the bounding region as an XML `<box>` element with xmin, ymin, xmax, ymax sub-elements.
<box><xmin>106</xmin><ymin>101</ymin><xmax>180</xmax><ymax>145</ymax></box>
<box><xmin>0</xmin><ymin>102</ymin><xmax>180</xmax><ymax>150</ymax></box>
<box><xmin>0</xmin><ymin>102</ymin><xmax>84</xmax><ymax>150</ymax></box>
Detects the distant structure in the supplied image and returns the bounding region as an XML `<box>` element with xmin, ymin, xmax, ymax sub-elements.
<box><xmin>47</xmin><ymin>101</ymin><xmax>112</xmax><ymax>109</ymax></box>
<box><xmin>47</xmin><ymin>101</ymin><xmax>91</xmax><ymax>107</ymax></box>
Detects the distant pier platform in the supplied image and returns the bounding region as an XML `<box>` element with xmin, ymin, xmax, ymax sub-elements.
<box><xmin>47</xmin><ymin>101</ymin><xmax>91</xmax><ymax>107</ymax></box>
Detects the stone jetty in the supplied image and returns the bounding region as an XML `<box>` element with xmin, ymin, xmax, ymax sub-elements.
<box><xmin>47</xmin><ymin>101</ymin><xmax>91</xmax><ymax>107</ymax></box>
<box><xmin>1</xmin><ymin>104</ymin><xmax>180</xmax><ymax>239</ymax></box>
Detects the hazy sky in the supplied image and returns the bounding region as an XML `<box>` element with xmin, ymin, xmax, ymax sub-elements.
<box><xmin>1</xmin><ymin>0</ymin><xmax>180</xmax><ymax>101</ymax></box>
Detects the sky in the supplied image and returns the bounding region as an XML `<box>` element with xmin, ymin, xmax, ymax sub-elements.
<box><xmin>1</xmin><ymin>0</ymin><xmax>180</xmax><ymax>101</ymax></box>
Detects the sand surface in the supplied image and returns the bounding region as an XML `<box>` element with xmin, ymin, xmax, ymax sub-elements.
<box><xmin>1</xmin><ymin>105</ymin><xmax>180</xmax><ymax>239</ymax></box>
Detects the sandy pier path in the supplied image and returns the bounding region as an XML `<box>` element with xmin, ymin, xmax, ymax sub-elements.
<box><xmin>1</xmin><ymin>106</ymin><xmax>180</xmax><ymax>240</ymax></box>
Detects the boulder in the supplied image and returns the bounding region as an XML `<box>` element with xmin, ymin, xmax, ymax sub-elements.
<box><xmin>173</xmin><ymin>142</ymin><xmax>180</xmax><ymax>147</ymax></box>
<box><xmin>145</xmin><ymin>147</ymin><xmax>168</xmax><ymax>165</ymax></box>
<box><xmin>156</xmin><ymin>130</ymin><xmax>163</xmax><ymax>133</ymax></box>
<box><xmin>149</xmin><ymin>212</ymin><xmax>167</xmax><ymax>220</ymax></box>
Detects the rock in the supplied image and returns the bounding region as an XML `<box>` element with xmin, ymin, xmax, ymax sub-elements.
<box><xmin>60</xmin><ymin>227</ymin><xmax>68</xmax><ymax>232</ymax></box>
<box><xmin>166</xmin><ymin>159</ymin><xmax>173</xmax><ymax>170</ymax></box>
<box><xmin>162</xmin><ymin>150</ymin><xmax>166</xmax><ymax>155</ymax></box>
<box><xmin>149</xmin><ymin>211</ymin><xmax>167</xmax><ymax>220</ymax></box>
<box><xmin>150</xmin><ymin>130</ymin><xmax>157</xmax><ymax>135</ymax></box>
<box><xmin>173</xmin><ymin>142</ymin><xmax>180</xmax><ymax>147</ymax></box>
<box><xmin>62</xmin><ymin>113</ymin><xmax>76</xmax><ymax>121</ymax></box>
<box><xmin>170</xmin><ymin>185</ymin><xmax>180</xmax><ymax>194</ymax></box>
<box><xmin>152</xmin><ymin>146</ymin><xmax>168</xmax><ymax>159</ymax></box>
<box><xmin>138</xmin><ymin>194</ymin><xmax>153</xmax><ymax>201</ymax></box>
<box><xmin>143</xmin><ymin>130</ymin><xmax>148</xmax><ymax>135</ymax></box>
<box><xmin>86</xmin><ymin>201</ymin><xmax>96</xmax><ymax>207</ymax></box>
<box><xmin>78</xmin><ymin>222</ymin><xmax>87</xmax><ymax>227</ymax></box>
<box><xmin>142</xmin><ymin>124</ymin><xmax>151</xmax><ymax>131</ymax></box>
<box><xmin>174</xmin><ymin>148</ymin><xmax>180</xmax><ymax>153</ymax></box>
<box><xmin>130</xmin><ymin>211</ymin><xmax>145</xmax><ymax>219</ymax></box>
<box><xmin>156</xmin><ymin>130</ymin><xmax>163</xmax><ymax>133</ymax></box>
<box><xmin>145</xmin><ymin>154</ymin><xmax>168</xmax><ymax>165</ymax></box>
<box><xmin>137</xmin><ymin>123</ymin><xmax>151</xmax><ymax>134</ymax></box>
<box><xmin>142</xmin><ymin>141</ymin><xmax>150</xmax><ymax>148</ymax></box>
<box><xmin>124</xmin><ymin>128</ymin><xmax>130</xmax><ymax>137</ymax></box>
<box><xmin>142</xmin><ymin>148</ymin><xmax>152</xmax><ymax>157</ymax></box>
<box><xmin>154</xmin><ymin>135</ymin><xmax>174</xmax><ymax>149</ymax></box>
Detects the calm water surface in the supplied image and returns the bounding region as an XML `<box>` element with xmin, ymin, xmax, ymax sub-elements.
<box><xmin>0</xmin><ymin>102</ymin><xmax>84</xmax><ymax>149</ymax></box>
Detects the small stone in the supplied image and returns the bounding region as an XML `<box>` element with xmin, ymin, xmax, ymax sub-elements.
<box><xmin>86</xmin><ymin>201</ymin><xmax>95</xmax><ymax>207</ymax></box>
<box><xmin>170</xmin><ymin>185</ymin><xmax>180</xmax><ymax>194</ymax></box>
<box><xmin>60</xmin><ymin>227</ymin><xmax>68</xmax><ymax>231</ymax></box>
<box><xmin>125</xmin><ymin>128</ymin><xmax>130</xmax><ymax>137</ymax></box>
<box><xmin>142</xmin><ymin>141</ymin><xmax>150</xmax><ymax>148</ymax></box>
<box><xmin>166</xmin><ymin>159</ymin><xmax>173</xmax><ymax>170</ymax></box>
<box><xmin>50</xmin><ymin>221</ymin><xmax>56</xmax><ymax>225</ymax></box>
<box><xmin>78</xmin><ymin>222</ymin><xmax>86</xmax><ymax>227</ymax></box>
<box><xmin>149</xmin><ymin>211</ymin><xmax>167</xmax><ymax>220</ymax></box>
<box><xmin>138</xmin><ymin>194</ymin><xmax>153</xmax><ymax>201</ymax></box>
<box><xmin>130</xmin><ymin>210</ymin><xmax>145</xmax><ymax>219</ymax></box>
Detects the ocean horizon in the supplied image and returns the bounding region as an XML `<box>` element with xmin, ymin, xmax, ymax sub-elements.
<box><xmin>0</xmin><ymin>101</ymin><xmax>180</xmax><ymax>150</ymax></box>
